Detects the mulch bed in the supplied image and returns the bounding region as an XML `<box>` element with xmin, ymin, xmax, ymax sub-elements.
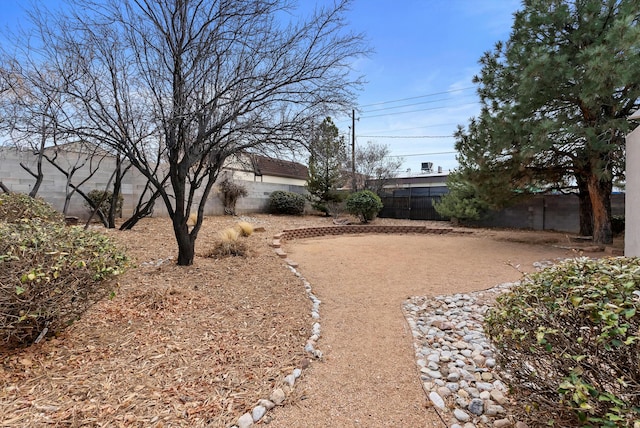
<box><xmin>0</xmin><ymin>216</ymin><xmax>313</xmax><ymax>427</ymax></box>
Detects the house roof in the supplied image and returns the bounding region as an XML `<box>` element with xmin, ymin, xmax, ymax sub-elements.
<box><xmin>381</xmin><ymin>173</ymin><xmax>449</xmax><ymax>188</ymax></box>
<box><xmin>251</xmin><ymin>155</ymin><xmax>308</xmax><ymax>180</ymax></box>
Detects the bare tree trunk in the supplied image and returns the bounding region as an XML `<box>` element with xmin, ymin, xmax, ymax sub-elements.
<box><xmin>587</xmin><ymin>172</ymin><xmax>613</xmax><ymax>245</ymax></box>
<box><xmin>0</xmin><ymin>181</ymin><xmax>10</xmax><ymax>193</ymax></box>
<box><xmin>120</xmin><ymin>176</ymin><xmax>165</xmax><ymax>231</ymax></box>
<box><xmin>119</xmin><ymin>191</ymin><xmax>158</xmax><ymax>230</ymax></box>
<box><xmin>576</xmin><ymin>174</ymin><xmax>593</xmax><ymax>236</ymax></box>
<box><xmin>173</xmin><ymin>214</ymin><xmax>195</xmax><ymax>266</ymax></box>
<box><xmin>108</xmin><ymin>155</ymin><xmax>128</xmax><ymax>228</ymax></box>
<box><xmin>20</xmin><ymin>147</ymin><xmax>45</xmax><ymax>197</ymax></box>
<box><xmin>84</xmin><ymin>168</ymin><xmax>117</xmax><ymax>229</ymax></box>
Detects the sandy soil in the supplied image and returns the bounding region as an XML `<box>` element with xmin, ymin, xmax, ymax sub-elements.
<box><xmin>266</xmin><ymin>232</ymin><xmax>591</xmax><ymax>427</ymax></box>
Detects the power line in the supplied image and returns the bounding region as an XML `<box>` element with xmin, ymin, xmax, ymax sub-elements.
<box><xmin>360</xmin><ymin>102</ymin><xmax>480</xmax><ymax>119</ymax></box>
<box><xmin>361</xmin><ymin>95</ymin><xmax>478</xmax><ymax>114</ymax></box>
<box><xmin>358</xmin><ymin>135</ymin><xmax>454</xmax><ymax>139</ymax></box>
<box><xmin>363</xmin><ymin>122</ymin><xmax>461</xmax><ymax>134</ymax></box>
<box><xmin>361</xmin><ymin>96</ymin><xmax>470</xmax><ymax>114</ymax></box>
<box><xmin>359</xmin><ymin>86</ymin><xmax>476</xmax><ymax>108</ymax></box>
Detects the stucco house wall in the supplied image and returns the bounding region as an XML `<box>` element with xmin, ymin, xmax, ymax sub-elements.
<box><xmin>626</xmin><ymin>123</ymin><xmax>640</xmax><ymax>256</ymax></box>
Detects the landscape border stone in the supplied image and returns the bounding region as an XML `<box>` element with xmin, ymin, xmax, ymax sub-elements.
<box><xmin>241</xmin><ymin>224</ymin><xmax>535</xmax><ymax>428</ymax></box>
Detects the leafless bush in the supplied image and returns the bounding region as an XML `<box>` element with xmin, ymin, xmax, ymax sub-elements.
<box><xmin>218</xmin><ymin>178</ymin><xmax>248</xmax><ymax>216</ymax></box>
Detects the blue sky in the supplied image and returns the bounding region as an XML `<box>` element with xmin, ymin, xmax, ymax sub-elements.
<box><xmin>0</xmin><ymin>0</ymin><xmax>522</xmax><ymax>175</ymax></box>
<box><xmin>334</xmin><ymin>0</ymin><xmax>522</xmax><ymax>175</ymax></box>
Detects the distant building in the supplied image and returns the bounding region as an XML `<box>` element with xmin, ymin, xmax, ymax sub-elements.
<box><xmin>224</xmin><ymin>153</ymin><xmax>308</xmax><ymax>187</ymax></box>
<box><xmin>378</xmin><ymin>171</ymin><xmax>449</xmax><ymax>198</ymax></box>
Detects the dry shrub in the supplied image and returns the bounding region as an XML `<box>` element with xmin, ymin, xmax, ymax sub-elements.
<box><xmin>187</xmin><ymin>213</ymin><xmax>198</xmax><ymax>227</ymax></box>
<box><xmin>0</xmin><ymin>192</ymin><xmax>64</xmax><ymax>224</ymax></box>
<box><xmin>206</xmin><ymin>227</ymin><xmax>247</xmax><ymax>258</ymax></box>
<box><xmin>218</xmin><ymin>177</ymin><xmax>248</xmax><ymax>215</ymax></box>
<box><xmin>486</xmin><ymin>257</ymin><xmax>640</xmax><ymax>426</ymax></box>
<box><xmin>220</xmin><ymin>227</ymin><xmax>240</xmax><ymax>242</ymax></box>
<box><xmin>235</xmin><ymin>221</ymin><xmax>254</xmax><ymax>237</ymax></box>
<box><xmin>0</xmin><ymin>197</ymin><xmax>129</xmax><ymax>348</ymax></box>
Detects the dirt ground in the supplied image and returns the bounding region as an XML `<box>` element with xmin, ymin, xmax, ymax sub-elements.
<box><xmin>0</xmin><ymin>215</ymin><xmax>611</xmax><ymax>427</ymax></box>
<box><xmin>266</xmin><ymin>232</ymin><xmax>596</xmax><ymax>427</ymax></box>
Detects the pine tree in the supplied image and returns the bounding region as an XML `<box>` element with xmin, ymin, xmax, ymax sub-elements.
<box><xmin>306</xmin><ymin>117</ymin><xmax>345</xmax><ymax>215</ymax></box>
<box><xmin>457</xmin><ymin>0</ymin><xmax>640</xmax><ymax>244</ymax></box>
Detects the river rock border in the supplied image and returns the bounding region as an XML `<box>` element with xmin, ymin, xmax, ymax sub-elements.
<box><xmin>232</xmin><ymin>267</ymin><xmax>320</xmax><ymax>428</ymax></box>
<box><xmin>233</xmin><ymin>225</ymin><xmax>533</xmax><ymax>428</ymax></box>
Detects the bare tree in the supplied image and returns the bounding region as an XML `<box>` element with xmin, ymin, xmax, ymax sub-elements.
<box><xmin>345</xmin><ymin>141</ymin><xmax>403</xmax><ymax>194</ymax></box>
<box><xmin>0</xmin><ymin>55</ymin><xmax>132</xmax><ymax>225</ymax></box>
<box><xmin>13</xmin><ymin>0</ymin><xmax>366</xmax><ymax>265</ymax></box>
<box><xmin>0</xmin><ymin>56</ymin><xmax>65</xmax><ymax>197</ymax></box>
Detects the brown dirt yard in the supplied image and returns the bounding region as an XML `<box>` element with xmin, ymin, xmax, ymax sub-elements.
<box><xmin>0</xmin><ymin>215</ymin><xmax>613</xmax><ymax>427</ymax></box>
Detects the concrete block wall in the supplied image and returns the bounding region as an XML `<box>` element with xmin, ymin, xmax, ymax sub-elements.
<box><xmin>1</xmin><ymin>148</ymin><xmax>308</xmax><ymax>219</ymax></box>
<box><xmin>236</xmin><ymin>182</ymin><xmax>306</xmax><ymax>214</ymax></box>
<box><xmin>473</xmin><ymin>194</ymin><xmax>625</xmax><ymax>234</ymax></box>
<box><xmin>0</xmin><ymin>148</ymin><xmax>124</xmax><ymax>218</ymax></box>
<box><xmin>626</xmin><ymin>126</ymin><xmax>640</xmax><ymax>256</ymax></box>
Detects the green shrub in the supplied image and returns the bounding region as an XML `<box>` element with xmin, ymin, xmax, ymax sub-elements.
<box><xmin>345</xmin><ymin>190</ymin><xmax>383</xmax><ymax>223</ymax></box>
<box><xmin>0</xmin><ymin>193</ymin><xmax>64</xmax><ymax>224</ymax></box>
<box><xmin>485</xmin><ymin>257</ymin><xmax>640</xmax><ymax>427</ymax></box>
<box><xmin>85</xmin><ymin>189</ymin><xmax>123</xmax><ymax>217</ymax></box>
<box><xmin>268</xmin><ymin>190</ymin><xmax>305</xmax><ymax>215</ymax></box>
<box><xmin>308</xmin><ymin>190</ymin><xmax>344</xmax><ymax>216</ymax></box>
<box><xmin>0</xmin><ymin>200</ymin><xmax>129</xmax><ymax>347</ymax></box>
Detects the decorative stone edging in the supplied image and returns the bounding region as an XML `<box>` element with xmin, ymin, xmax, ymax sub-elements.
<box><xmin>236</xmin><ymin>225</ymin><xmax>464</xmax><ymax>428</ymax></box>
<box><xmin>231</xmin><ymin>232</ymin><xmax>326</xmax><ymax>428</ymax></box>
<box><xmin>276</xmin><ymin>224</ymin><xmax>454</xmax><ymax>241</ymax></box>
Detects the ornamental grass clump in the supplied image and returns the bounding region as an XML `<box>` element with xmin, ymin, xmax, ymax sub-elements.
<box><xmin>485</xmin><ymin>257</ymin><xmax>640</xmax><ymax>427</ymax></box>
<box><xmin>235</xmin><ymin>221</ymin><xmax>254</xmax><ymax>237</ymax></box>
<box><xmin>207</xmin><ymin>227</ymin><xmax>247</xmax><ymax>258</ymax></box>
<box><xmin>0</xmin><ymin>194</ymin><xmax>129</xmax><ymax>348</ymax></box>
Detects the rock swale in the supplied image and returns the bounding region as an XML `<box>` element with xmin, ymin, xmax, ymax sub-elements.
<box><xmin>403</xmin><ymin>283</ymin><xmax>527</xmax><ymax>428</ymax></box>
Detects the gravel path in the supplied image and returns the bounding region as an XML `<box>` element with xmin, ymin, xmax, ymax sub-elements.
<box><xmin>262</xmin><ymin>233</ymin><xmax>578</xmax><ymax>428</ymax></box>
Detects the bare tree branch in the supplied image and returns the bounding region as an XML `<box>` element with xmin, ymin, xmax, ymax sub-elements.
<box><xmin>6</xmin><ymin>0</ymin><xmax>368</xmax><ymax>265</ymax></box>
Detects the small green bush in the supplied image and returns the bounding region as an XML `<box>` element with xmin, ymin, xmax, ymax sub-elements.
<box><xmin>85</xmin><ymin>189</ymin><xmax>123</xmax><ymax>217</ymax></box>
<box><xmin>0</xmin><ymin>196</ymin><xmax>129</xmax><ymax>348</ymax></box>
<box><xmin>0</xmin><ymin>193</ymin><xmax>64</xmax><ymax>224</ymax></box>
<box><xmin>485</xmin><ymin>257</ymin><xmax>640</xmax><ymax>426</ymax></box>
<box><xmin>268</xmin><ymin>190</ymin><xmax>305</xmax><ymax>215</ymax></box>
<box><xmin>345</xmin><ymin>190</ymin><xmax>383</xmax><ymax>223</ymax></box>
<box><xmin>308</xmin><ymin>190</ymin><xmax>345</xmax><ymax>216</ymax></box>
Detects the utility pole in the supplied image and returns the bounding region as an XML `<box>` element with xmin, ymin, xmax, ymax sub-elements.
<box><xmin>351</xmin><ymin>109</ymin><xmax>356</xmax><ymax>191</ymax></box>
